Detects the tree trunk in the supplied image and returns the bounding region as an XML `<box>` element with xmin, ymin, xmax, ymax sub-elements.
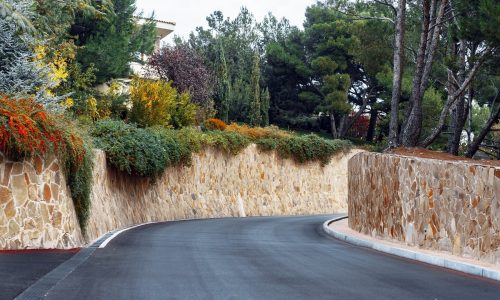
<box><xmin>388</xmin><ymin>0</ymin><xmax>406</xmax><ymax>148</ymax></box>
<box><xmin>419</xmin><ymin>0</ymin><xmax>448</xmax><ymax>96</ymax></box>
<box><xmin>401</xmin><ymin>0</ymin><xmax>448</xmax><ymax>147</ymax></box>
<box><xmin>338</xmin><ymin>115</ymin><xmax>347</xmax><ymax>138</ymax></box>
<box><xmin>447</xmin><ymin>41</ymin><xmax>467</xmax><ymax>155</ymax></box>
<box><xmin>465</xmin><ymin>92</ymin><xmax>500</xmax><ymax>158</ymax></box>
<box><xmin>330</xmin><ymin>113</ymin><xmax>338</xmax><ymax>138</ymax></box>
<box><xmin>401</xmin><ymin>0</ymin><xmax>431</xmax><ymax>132</ymax></box>
<box><xmin>366</xmin><ymin>109</ymin><xmax>378</xmax><ymax>142</ymax></box>
<box><xmin>467</xmin><ymin>87</ymin><xmax>473</xmax><ymax>145</ymax></box>
<box><xmin>425</xmin><ymin>0</ymin><xmax>437</xmax><ymax>53</ymax></box>
<box><xmin>447</xmin><ymin>95</ymin><xmax>466</xmax><ymax>155</ymax></box>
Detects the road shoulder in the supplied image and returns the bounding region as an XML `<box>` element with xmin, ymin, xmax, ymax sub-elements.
<box><xmin>324</xmin><ymin>217</ymin><xmax>500</xmax><ymax>282</ymax></box>
<box><xmin>0</xmin><ymin>249</ymin><xmax>78</xmax><ymax>300</ymax></box>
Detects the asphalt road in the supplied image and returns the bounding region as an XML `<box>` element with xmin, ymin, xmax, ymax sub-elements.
<box><xmin>8</xmin><ymin>215</ymin><xmax>500</xmax><ymax>299</ymax></box>
<box><xmin>0</xmin><ymin>250</ymin><xmax>76</xmax><ymax>300</ymax></box>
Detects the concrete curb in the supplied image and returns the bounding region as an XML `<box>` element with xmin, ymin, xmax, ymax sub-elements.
<box><xmin>323</xmin><ymin>217</ymin><xmax>500</xmax><ymax>282</ymax></box>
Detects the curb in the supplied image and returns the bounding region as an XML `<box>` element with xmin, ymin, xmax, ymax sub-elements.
<box><xmin>323</xmin><ymin>217</ymin><xmax>500</xmax><ymax>282</ymax></box>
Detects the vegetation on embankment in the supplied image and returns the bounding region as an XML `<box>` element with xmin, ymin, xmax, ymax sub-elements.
<box><xmin>0</xmin><ymin>97</ymin><xmax>94</xmax><ymax>229</ymax></box>
<box><xmin>89</xmin><ymin>119</ymin><xmax>352</xmax><ymax>177</ymax></box>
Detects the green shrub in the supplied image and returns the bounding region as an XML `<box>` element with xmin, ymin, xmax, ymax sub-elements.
<box><xmin>257</xmin><ymin>134</ymin><xmax>352</xmax><ymax>166</ymax></box>
<box><xmin>62</xmin><ymin>130</ymin><xmax>94</xmax><ymax>230</ymax></box>
<box><xmin>148</xmin><ymin>126</ymin><xmax>197</xmax><ymax>167</ymax></box>
<box><xmin>153</xmin><ymin>127</ymin><xmax>250</xmax><ymax>160</ymax></box>
<box><xmin>255</xmin><ymin>138</ymin><xmax>279</xmax><ymax>151</ymax></box>
<box><xmin>205</xmin><ymin>130</ymin><xmax>251</xmax><ymax>155</ymax></box>
<box><xmin>90</xmin><ymin>120</ymin><xmax>168</xmax><ymax>177</ymax></box>
<box><xmin>171</xmin><ymin>127</ymin><xmax>207</xmax><ymax>154</ymax></box>
<box><xmin>91</xmin><ymin>119</ymin><xmax>352</xmax><ymax>181</ymax></box>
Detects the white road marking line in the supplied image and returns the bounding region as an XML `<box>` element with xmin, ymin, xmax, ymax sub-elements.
<box><xmin>96</xmin><ymin>216</ymin><xmax>247</xmax><ymax>248</ymax></box>
<box><xmin>99</xmin><ymin>222</ymin><xmax>154</xmax><ymax>248</ymax></box>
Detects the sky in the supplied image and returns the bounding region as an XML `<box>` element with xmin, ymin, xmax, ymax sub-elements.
<box><xmin>136</xmin><ymin>0</ymin><xmax>316</xmax><ymax>44</ymax></box>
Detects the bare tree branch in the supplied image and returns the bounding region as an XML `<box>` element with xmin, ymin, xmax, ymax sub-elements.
<box><xmin>337</xmin><ymin>10</ymin><xmax>394</xmax><ymax>24</ymax></box>
<box><xmin>465</xmin><ymin>91</ymin><xmax>500</xmax><ymax>158</ymax></box>
<box><xmin>372</xmin><ymin>0</ymin><xmax>397</xmax><ymax>15</ymax></box>
<box><xmin>341</xmin><ymin>86</ymin><xmax>376</xmax><ymax>137</ymax></box>
<box><xmin>420</xmin><ymin>51</ymin><xmax>489</xmax><ymax>147</ymax></box>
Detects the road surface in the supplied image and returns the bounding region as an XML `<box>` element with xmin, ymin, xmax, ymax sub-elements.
<box><xmin>6</xmin><ymin>215</ymin><xmax>500</xmax><ymax>299</ymax></box>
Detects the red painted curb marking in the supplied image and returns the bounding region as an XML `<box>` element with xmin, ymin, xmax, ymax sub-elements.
<box><xmin>0</xmin><ymin>248</ymin><xmax>80</xmax><ymax>254</ymax></box>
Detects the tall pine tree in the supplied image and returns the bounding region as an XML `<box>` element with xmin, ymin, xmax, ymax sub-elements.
<box><xmin>260</xmin><ymin>87</ymin><xmax>270</xmax><ymax>126</ymax></box>
<box><xmin>249</xmin><ymin>52</ymin><xmax>261</xmax><ymax>126</ymax></box>
<box><xmin>214</xmin><ymin>41</ymin><xmax>231</xmax><ymax>122</ymax></box>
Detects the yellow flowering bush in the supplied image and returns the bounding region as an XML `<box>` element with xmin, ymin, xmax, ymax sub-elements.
<box><xmin>34</xmin><ymin>43</ymin><xmax>74</xmax><ymax>86</ymax></box>
<box><xmin>33</xmin><ymin>42</ymin><xmax>77</xmax><ymax>104</ymax></box>
<box><xmin>65</xmin><ymin>97</ymin><xmax>74</xmax><ymax>108</ymax></box>
<box><xmin>129</xmin><ymin>78</ymin><xmax>197</xmax><ymax>128</ymax></box>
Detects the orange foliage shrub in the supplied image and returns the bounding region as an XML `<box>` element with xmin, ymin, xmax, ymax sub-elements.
<box><xmin>225</xmin><ymin>123</ymin><xmax>291</xmax><ymax>140</ymax></box>
<box><xmin>0</xmin><ymin>96</ymin><xmax>85</xmax><ymax>166</ymax></box>
<box><xmin>204</xmin><ymin>118</ymin><xmax>227</xmax><ymax>131</ymax></box>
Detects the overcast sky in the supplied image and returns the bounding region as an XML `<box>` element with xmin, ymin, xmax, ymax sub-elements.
<box><xmin>136</xmin><ymin>0</ymin><xmax>316</xmax><ymax>44</ymax></box>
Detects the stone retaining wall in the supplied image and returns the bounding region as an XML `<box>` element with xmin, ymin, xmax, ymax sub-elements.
<box><xmin>348</xmin><ymin>152</ymin><xmax>499</xmax><ymax>264</ymax></box>
<box><xmin>0</xmin><ymin>146</ymin><xmax>361</xmax><ymax>249</ymax></box>
<box><xmin>0</xmin><ymin>154</ymin><xmax>82</xmax><ymax>249</ymax></box>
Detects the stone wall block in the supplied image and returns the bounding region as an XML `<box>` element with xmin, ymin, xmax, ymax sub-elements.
<box><xmin>348</xmin><ymin>152</ymin><xmax>499</xmax><ymax>265</ymax></box>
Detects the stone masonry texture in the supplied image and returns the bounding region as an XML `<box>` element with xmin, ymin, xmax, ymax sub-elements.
<box><xmin>0</xmin><ymin>153</ymin><xmax>83</xmax><ymax>249</ymax></box>
<box><xmin>348</xmin><ymin>152</ymin><xmax>499</xmax><ymax>264</ymax></box>
<box><xmin>0</xmin><ymin>146</ymin><xmax>362</xmax><ymax>249</ymax></box>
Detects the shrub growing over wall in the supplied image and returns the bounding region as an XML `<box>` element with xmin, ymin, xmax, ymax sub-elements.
<box><xmin>61</xmin><ymin>127</ymin><xmax>94</xmax><ymax>229</ymax></box>
<box><xmin>256</xmin><ymin>134</ymin><xmax>352</xmax><ymax>166</ymax></box>
<box><xmin>0</xmin><ymin>96</ymin><xmax>94</xmax><ymax>229</ymax></box>
<box><xmin>91</xmin><ymin>119</ymin><xmax>352</xmax><ymax>180</ymax></box>
<box><xmin>90</xmin><ymin>120</ymin><xmax>168</xmax><ymax>177</ymax></box>
<box><xmin>91</xmin><ymin>120</ymin><xmax>252</xmax><ymax>176</ymax></box>
<box><xmin>204</xmin><ymin>130</ymin><xmax>250</xmax><ymax>155</ymax></box>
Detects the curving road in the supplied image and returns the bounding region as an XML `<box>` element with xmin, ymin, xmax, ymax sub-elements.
<box><xmin>20</xmin><ymin>216</ymin><xmax>500</xmax><ymax>299</ymax></box>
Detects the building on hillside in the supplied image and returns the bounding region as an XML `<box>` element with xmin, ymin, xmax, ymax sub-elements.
<box><xmin>96</xmin><ymin>17</ymin><xmax>175</xmax><ymax>94</ymax></box>
<box><xmin>130</xmin><ymin>17</ymin><xmax>176</xmax><ymax>77</ymax></box>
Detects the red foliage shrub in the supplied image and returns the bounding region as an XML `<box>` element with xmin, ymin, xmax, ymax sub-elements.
<box><xmin>147</xmin><ymin>45</ymin><xmax>214</xmax><ymax>116</ymax></box>
<box><xmin>205</xmin><ymin>118</ymin><xmax>227</xmax><ymax>131</ymax></box>
<box><xmin>348</xmin><ymin>114</ymin><xmax>370</xmax><ymax>138</ymax></box>
<box><xmin>0</xmin><ymin>96</ymin><xmax>85</xmax><ymax>167</ymax></box>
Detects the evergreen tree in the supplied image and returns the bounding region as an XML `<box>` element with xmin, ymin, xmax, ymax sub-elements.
<box><xmin>0</xmin><ymin>0</ymin><xmax>34</xmax><ymax>32</ymax></box>
<box><xmin>230</xmin><ymin>75</ymin><xmax>250</xmax><ymax>122</ymax></box>
<box><xmin>188</xmin><ymin>8</ymin><xmax>260</xmax><ymax>123</ymax></box>
<box><xmin>72</xmin><ymin>0</ymin><xmax>156</xmax><ymax>84</ymax></box>
<box><xmin>260</xmin><ymin>87</ymin><xmax>270</xmax><ymax>126</ymax></box>
<box><xmin>0</xmin><ymin>0</ymin><xmax>56</xmax><ymax>106</ymax></box>
<box><xmin>264</xmin><ymin>2</ymin><xmax>355</xmax><ymax>137</ymax></box>
<box><xmin>214</xmin><ymin>41</ymin><xmax>231</xmax><ymax>122</ymax></box>
<box><xmin>249</xmin><ymin>52</ymin><xmax>261</xmax><ymax>126</ymax></box>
